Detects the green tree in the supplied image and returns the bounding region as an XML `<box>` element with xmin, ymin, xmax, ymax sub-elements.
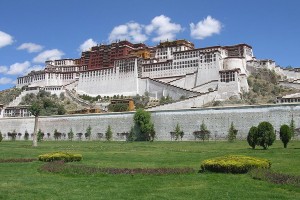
<box><xmin>133</xmin><ymin>109</ymin><xmax>155</xmax><ymax>141</ymax></box>
<box><xmin>194</xmin><ymin>121</ymin><xmax>210</xmax><ymax>141</ymax></box>
<box><xmin>108</xmin><ymin>103</ymin><xmax>128</xmax><ymax>112</ymax></box>
<box><xmin>0</xmin><ymin>131</ymin><xmax>3</xmax><ymax>142</ymax></box>
<box><xmin>37</xmin><ymin>129</ymin><xmax>44</xmax><ymax>142</ymax></box>
<box><xmin>257</xmin><ymin>121</ymin><xmax>276</xmax><ymax>149</ymax></box>
<box><xmin>228</xmin><ymin>122</ymin><xmax>238</xmax><ymax>142</ymax></box>
<box><xmin>247</xmin><ymin>126</ymin><xmax>258</xmax><ymax>149</ymax></box>
<box><xmin>68</xmin><ymin>128</ymin><xmax>74</xmax><ymax>141</ymax></box>
<box><xmin>280</xmin><ymin>124</ymin><xmax>292</xmax><ymax>148</ymax></box>
<box><xmin>29</xmin><ymin>100</ymin><xmax>42</xmax><ymax>147</ymax></box>
<box><xmin>85</xmin><ymin>125</ymin><xmax>92</xmax><ymax>140</ymax></box>
<box><xmin>105</xmin><ymin>125</ymin><xmax>113</xmax><ymax>141</ymax></box>
<box><xmin>174</xmin><ymin>123</ymin><xmax>184</xmax><ymax>141</ymax></box>
<box><xmin>290</xmin><ymin>116</ymin><xmax>295</xmax><ymax>139</ymax></box>
<box><xmin>127</xmin><ymin>126</ymin><xmax>136</xmax><ymax>142</ymax></box>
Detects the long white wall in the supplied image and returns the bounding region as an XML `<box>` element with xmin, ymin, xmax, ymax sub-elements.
<box><xmin>1</xmin><ymin>104</ymin><xmax>298</xmax><ymax>141</ymax></box>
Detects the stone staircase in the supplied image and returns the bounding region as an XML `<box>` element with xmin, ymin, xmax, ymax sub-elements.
<box><xmin>147</xmin><ymin>90</ymin><xmax>218</xmax><ymax>111</ymax></box>
<box><xmin>8</xmin><ymin>89</ymin><xmax>40</xmax><ymax>107</ymax></box>
<box><xmin>148</xmin><ymin>78</ymin><xmax>201</xmax><ymax>97</ymax></box>
<box><xmin>64</xmin><ymin>88</ymin><xmax>91</xmax><ymax>107</ymax></box>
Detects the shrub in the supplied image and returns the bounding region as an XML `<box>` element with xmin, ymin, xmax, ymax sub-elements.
<box><xmin>77</xmin><ymin>133</ymin><xmax>83</xmax><ymax>140</ymax></box>
<box><xmin>24</xmin><ymin>130</ymin><xmax>29</xmax><ymax>140</ymax></box>
<box><xmin>200</xmin><ymin>155</ymin><xmax>271</xmax><ymax>174</ymax></box>
<box><xmin>54</xmin><ymin>129</ymin><xmax>62</xmax><ymax>140</ymax></box>
<box><xmin>105</xmin><ymin>125</ymin><xmax>113</xmax><ymax>141</ymax></box>
<box><xmin>38</xmin><ymin>152</ymin><xmax>82</xmax><ymax>162</ymax></box>
<box><xmin>127</xmin><ymin>126</ymin><xmax>136</xmax><ymax>142</ymax></box>
<box><xmin>279</xmin><ymin>124</ymin><xmax>292</xmax><ymax>148</ymax></box>
<box><xmin>247</xmin><ymin>126</ymin><xmax>258</xmax><ymax>149</ymax></box>
<box><xmin>173</xmin><ymin>123</ymin><xmax>184</xmax><ymax>141</ymax></box>
<box><xmin>133</xmin><ymin>109</ymin><xmax>155</xmax><ymax>141</ymax></box>
<box><xmin>257</xmin><ymin>121</ymin><xmax>276</xmax><ymax>149</ymax></box>
<box><xmin>0</xmin><ymin>131</ymin><xmax>3</xmax><ymax>142</ymax></box>
<box><xmin>108</xmin><ymin>103</ymin><xmax>128</xmax><ymax>112</ymax></box>
<box><xmin>228</xmin><ymin>122</ymin><xmax>238</xmax><ymax>142</ymax></box>
<box><xmin>68</xmin><ymin>128</ymin><xmax>74</xmax><ymax>141</ymax></box>
<box><xmin>193</xmin><ymin>121</ymin><xmax>210</xmax><ymax>141</ymax></box>
<box><xmin>8</xmin><ymin>130</ymin><xmax>17</xmax><ymax>141</ymax></box>
<box><xmin>37</xmin><ymin>129</ymin><xmax>44</xmax><ymax>142</ymax></box>
<box><xmin>85</xmin><ymin>125</ymin><xmax>92</xmax><ymax>140</ymax></box>
<box><xmin>290</xmin><ymin>117</ymin><xmax>295</xmax><ymax>138</ymax></box>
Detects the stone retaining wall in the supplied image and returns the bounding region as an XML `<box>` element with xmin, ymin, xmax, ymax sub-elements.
<box><xmin>0</xmin><ymin>104</ymin><xmax>299</xmax><ymax>141</ymax></box>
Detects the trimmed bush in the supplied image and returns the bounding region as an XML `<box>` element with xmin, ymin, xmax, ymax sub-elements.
<box><xmin>257</xmin><ymin>121</ymin><xmax>276</xmax><ymax>149</ymax></box>
<box><xmin>200</xmin><ymin>155</ymin><xmax>271</xmax><ymax>174</ymax></box>
<box><xmin>38</xmin><ymin>152</ymin><xmax>82</xmax><ymax>162</ymax></box>
<box><xmin>247</xmin><ymin>126</ymin><xmax>258</xmax><ymax>149</ymax></box>
<box><xmin>280</xmin><ymin>124</ymin><xmax>292</xmax><ymax>148</ymax></box>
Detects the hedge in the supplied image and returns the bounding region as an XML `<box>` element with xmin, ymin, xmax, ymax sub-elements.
<box><xmin>200</xmin><ymin>155</ymin><xmax>271</xmax><ymax>173</ymax></box>
<box><xmin>38</xmin><ymin>152</ymin><xmax>82</xmax><ymax>162</ymax></box>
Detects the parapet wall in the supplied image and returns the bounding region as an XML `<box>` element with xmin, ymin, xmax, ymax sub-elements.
<box><xmin>0</xmin><ymin>104</ymin><xmax>299</xmax><ymax>141</ymax></box>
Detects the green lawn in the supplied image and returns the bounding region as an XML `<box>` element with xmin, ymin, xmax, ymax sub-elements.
<box><xmin>0</xmin><ymin>140</ymin><xmax>299</xmax><ymax>199</ymax></box>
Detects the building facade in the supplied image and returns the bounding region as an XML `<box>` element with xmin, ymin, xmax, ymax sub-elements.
<box><xmin>15</xmin><ymin>39</ymin><xmax>286</xmax><ymax>110</ymax></box>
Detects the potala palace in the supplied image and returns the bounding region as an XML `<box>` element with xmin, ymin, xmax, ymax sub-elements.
<box><xmin>7</xmin><ymin>39</ymin><xmax>300</xmax><ymax>113</ymax></box>
<box><xmin>2</xmin><ymin>39</ymin><xmax>300</xmax><ymax>140</ymax></box>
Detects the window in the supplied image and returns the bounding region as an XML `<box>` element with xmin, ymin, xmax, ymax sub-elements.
<box><xmin>220</xmin><ymin>71</ymin><xmax>235</xmax><ymax>82</ymax></box>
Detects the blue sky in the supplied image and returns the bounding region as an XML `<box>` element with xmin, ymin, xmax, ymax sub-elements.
<box><xmin>0</xmin><ymin>0</ymin><xmax>299</xmax><ymax>90</ymax></box>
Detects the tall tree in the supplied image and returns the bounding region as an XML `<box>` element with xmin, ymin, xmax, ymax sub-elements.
<box><xmin>290</xmin><ymin>116</ymin><xmax>295</xmax><ymax>139</ymax></box>
<box><xmin>279</xmin><ymin>124</ymin><xmax>292</xmax><ymax>148</ymax></box>
<box><xmin>29</xmin><ymin>101</ymin><xmax>42</xmax><ymax>147</ymax></box>
<box><xmin>105</xmin><ymin>125</ymin><xmax>113</xmax><ymax>141</ymax></box>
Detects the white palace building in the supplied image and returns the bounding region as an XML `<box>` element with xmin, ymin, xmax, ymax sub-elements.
<box><xmin>14</xmin><ymin>39</ymin><xmax>296</xmax><ymax>111</ymax></box>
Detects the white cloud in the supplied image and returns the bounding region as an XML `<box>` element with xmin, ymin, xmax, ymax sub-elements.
<box><xmin>3</xmin><ymin>61</ymin><xmax>44</xmax><ymax>76</ymax></box>
<box><xmin>0</xmin><ymin>66</ymin><xmax>8</xmax><ymax>74</ymax></box>
<box><xmin>33</xmin><ymin>49</ymin><xmax>64</xmax><ymax>63</ymax></box>
<box><xmin>79</xmin><ymin>38</ymin><xmax>97</xmax><ymax>52</ymax></box>
<box><xmin>0</xmin><ymin>77</ymin><xmax>13</xmax><ymax>85</ymax></box>
<box><xmin>17</xmin><ymin>42</ymin><xmax>43</xmax><ymax>53</ymax></box>
<box><xmin>190</xmin><ymin>16</ymin><xmax>222</xmax><ymax>40</ymax></box>
<box><xmin>7</xmin><ymin>61</ymin><xmax>31</xmax><ymax>75</ymax></box>
<box><xmin>145</xmin><ymin>15</ymin><xmax>182</xmax><ymax>42</ymax></box>
<box><xmin>0</xmin><ymin>31</ymin><xmax>13</xmax><ymax>48</ymax></box>
<box><xmin>109</xmin><ymin>22</ymin><xmax>148</xmax><ymax>43</ymax></box>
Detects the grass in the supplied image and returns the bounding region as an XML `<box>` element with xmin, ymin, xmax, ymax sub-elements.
<box><xmin>0</xmin><ymin>140</ymin><xmax>299</xmax><ymax>199</ymax></box>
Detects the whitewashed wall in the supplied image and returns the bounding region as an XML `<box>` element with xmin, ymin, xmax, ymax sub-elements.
<box><xmin>1</xmin><ymin>104</ymin><xmax>298</xmax><ymax>141</ymax></box>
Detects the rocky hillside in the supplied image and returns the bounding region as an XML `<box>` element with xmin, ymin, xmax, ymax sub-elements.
<box><xmin>0</xmin><ymin>87</ymin><xmax>22</xmax><ymax>106</ymax></box>
<box><xmin>207</xmin><ymin>68</ymin><xmax>300</xmax><ymax>107</ymax></box>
